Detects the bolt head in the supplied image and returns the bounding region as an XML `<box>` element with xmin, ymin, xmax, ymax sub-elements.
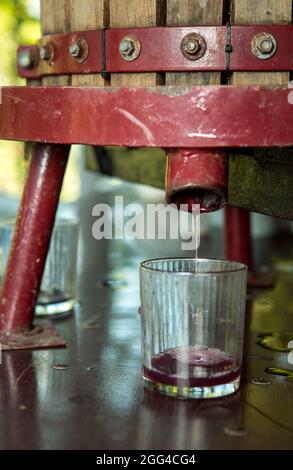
<box><xmin>119</xmin><ymin>39</ymin><xmax>134</xmax><ymax>56</ymax></box>
<box><xmin>258</xmin><ymin>38</ymin><xmax>274</xmax><ymax>54</ymax></box>
<box><xmin>251</xmin><ymin>32</ymin><xmax>277</xmax><ymax>60</ymax></box>
<box><xmin>181</xmin><ymin>33</ymin><xmax>206</xmax><ymax>61</ymax></box>
<box><xmin>39</xmin><ymin>47</ymin><xmax>46</xmax><ymax>60</ymax></box>
<box><xmin>69</xmin><ymin>42</ymin><xmax>81</xmax><ymax>58</ymax></box>
<box><xmin>17</xmin><ymin>50</ymin><xmax>33</xmax><ymax>69</ymax></box>
<box><xmin>185</xmin><ymin>39</ymin><xmax>200</xmax><ymax>54</ymax></box>
<box><xmin>39</xmin><ymin>46</ymin><xmax>51</xmax><ymax>60</ymax></box>
<box><xmin>119</xmin><ymin>36</ymin><xmax>141</xmax><ymax>62</ymax></box>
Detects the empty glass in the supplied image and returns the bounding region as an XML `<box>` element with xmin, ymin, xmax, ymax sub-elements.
<box><xmin>0</xmin><ymin>218</ymin><xmax>79</xmax><ymax>317</ymax></box>
<box><xmin>140</xmin><ymin>258</ymin><xmax>247</xmax><ymax>399</ymax></box>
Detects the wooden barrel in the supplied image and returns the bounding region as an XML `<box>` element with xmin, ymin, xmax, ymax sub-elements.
<box><xmin>40</xmin><ymin>0</ymin><xmax>223</xmax><ymax>88</ymax></box>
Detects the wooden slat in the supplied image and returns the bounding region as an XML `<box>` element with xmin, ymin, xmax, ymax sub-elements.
<box><xmin>110</xmin><ymin>0</ymin><xmax>163</xmax><ymax>86</ymax></box>
<box><xmin>166</xmin><ymin>0</ymin><xmax>224</xmax><ymax>85</ymax></box>
<box><xmin>40</xmin><ymin>0</ymin><xmax>71</xmax><ymax>85</ymax></box>
<box><xmin>71</xmin><ymin>0</ymin><xmax>107</xmax><ymax>86</ymax></box>
<box><xmin>41</xmin><ymin>0</ymin><xmax>109</xmax><ymax>87</ymax></box>
<box><xmin>232</xmin><ymin>0</ymin><xmax>292</xmax><ymax>85</ymax></box>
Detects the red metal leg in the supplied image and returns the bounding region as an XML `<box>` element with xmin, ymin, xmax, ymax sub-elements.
<box><xmin>224</xmin><ymin>207</ymin><xmax>252</xmax><ymax>267</ymax></box>
<box><xmin>0</xmin><ymin>143</ymin><xmax>70</xmax><ymax>336</ymax></box>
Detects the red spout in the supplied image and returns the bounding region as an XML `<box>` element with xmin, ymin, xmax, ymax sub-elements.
<box><xmin>166</xmin><ymin>148</ymin><xmax>228</xmax><ymax>212</ymax></box>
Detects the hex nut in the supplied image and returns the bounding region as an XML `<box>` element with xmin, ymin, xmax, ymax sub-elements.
<box><xmin>181</xmin><ymin>33</ymin><xmax>206</xmax><ymax>61</ymax></box>
<box><xmin>119</xmin><ymin>36</ymin><xmax>141</xmax><ymax>61</ymax></box>
<box><xmin>39</xmin><ymin>43</ymin><xmax>54</xmax><ymax>64</ymax></box>
<box><xmin>17</xmin><ymin>50</ymin><xmax>34</xmax><ymax>69</ymax></box>
<box><xmin>69</xmin><ymin>38</ymin><xmax>89</xmax><ymax>63</ymax></box>
<box><xmin>251</xmin><ymin>32</ymin><xmax>277</xmax><ymax>60</ymax></box>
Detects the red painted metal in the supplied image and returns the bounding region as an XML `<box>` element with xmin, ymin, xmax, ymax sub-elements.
<box><xmin>17</xmin><ymin>30</ymin><xmax>103</xmax><ymax>79</ymax></box>
<box><xmin>166</xmin><ymin>149</ymin><xmax>227</xmax><ymax>212</ymax></box>
<box><xmin>17</xmin><ymin>25</ymin><xmax>293</xmax><ymax>78</ymax></box>
<box><xmin>225</xmin><ymin>207</ymin><xmax>252</xmax><ymax>267</ymax></box>
<box><xmin>17</xmin><ymin>45</ymin><xmax>40</xmax><ymax>78</ymax></box>
<box><xmin>0</xmin><ymin>322</ymin><xmax>66</xmax><ymax>350</ymax></box>
<box><xmin>230</xmin><ymin>25</ymin><xmax>293</xmax><ymax>71</ymax></box>
<box><xmin>0</xmin><ymin>143</ymin><xmax>70</xmax><ymax>334</ymax></box>
<box><xmin>106</xmin><ymin>26</ymin><xmax>225</xmax><ymax>73</ymax></box>
<box><xmin>1</xmin><ymin>85</ymin><xmax>293</xmax><ymax>148</ymax></box>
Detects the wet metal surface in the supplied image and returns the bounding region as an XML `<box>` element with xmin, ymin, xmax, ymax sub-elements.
<box><xmin>0</xmin><ymin>182</ymin><xmax>292</xmax><ymax>449</ymax></box>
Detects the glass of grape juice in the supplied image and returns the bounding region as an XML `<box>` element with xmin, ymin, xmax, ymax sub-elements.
<box><xmin>140</xmin><ymin>258</ymin><xmax>247</xmax><ymax>399</ymax></box>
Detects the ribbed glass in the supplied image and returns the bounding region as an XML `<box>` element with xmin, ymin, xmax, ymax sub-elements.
<box><xmin>140</xmin><ymin>258</ymin><xmax>247</xmax><ymax>399</ymax></box>
<box><xmin>0</xmin><ymin>219</ymin><xmax>79</xmax><ymax>317</ymax></box>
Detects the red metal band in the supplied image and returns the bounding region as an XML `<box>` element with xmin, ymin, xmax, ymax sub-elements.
<box><xmin>0</xmin><ymin>85</ymin><xmax>293</xmax><ymax>148</ymax></box>
<box><xmin>17</xmin><ymin>25</ymin><xmax>293</xmax><ymax>79</ymax></box>
<box><xmin>17</xmin><ymin>30</ymin><xmax>103</xmax><ymax>79</ymax></box>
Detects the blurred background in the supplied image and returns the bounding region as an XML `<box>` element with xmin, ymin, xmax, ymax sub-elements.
<box><xmin>0</xmin><ymin>0</ymin><xmax>292</xmax><ymax>272</ymax></box>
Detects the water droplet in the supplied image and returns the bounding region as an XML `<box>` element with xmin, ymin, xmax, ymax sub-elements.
<box><xmin>258</xmin><ymin>333</ymin><xmax>293</xmax><ymax>352</ymax></box>
<box><xmin>100</xmin><ymin>278</ymin><xmax>128</xmax><ymax>289</ymax></box>
<box><xmin>284</xmin><ymin>377</ymin><xmax>293</xmax><ymax>384</ymax></box>
<box><xmin>250</xmin><ymin>377</ymin><xmax>270</xmax><ymax>385</ymax></box>
<box><xmin>265</xmin><ymin>367</ymin><xmax>293</xmax><ymax>378</ymax></box>
<box><xmin>83</xmin><ymin>321</ymin><xmax>100</xmax><ymax>329</ymax></box>
<box><xmin>224</xmin><ymin>424</ymin><xmax>248</xmax><ymax>437</ymax></box>
<box><xmin>52</xmin><ymin>363</ymin><xmax>69</xmax><ymax>370</ymax></box>
<box><xmin>86</xmin><ymin>366</ymin><xmax>98</xmax><ymax>372</ymax></box>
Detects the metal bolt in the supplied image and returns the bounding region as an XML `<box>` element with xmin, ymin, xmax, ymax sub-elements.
<box><xmin>68</xmin><ymin>38</ymin><xmax>89</xmax><ymax>63</ymax></box>
<box><xmin>39</xmin><ymin>43</ymin><xmax>54</xmax><ymax>63</ymax></box>
<box><xmin>119</xmin><ymin>39</ymin><xmax>135</xmax><ymax>56</ymax></box>
<box><xmin>185</xmin><ymin>39</ymin><xmax>200</xmax><ymax>55</ymax></box>
<box><xmin>119</xmin><ymin>36</ymin><xmax>141</xmax><ymax>61</ymax></box>
<box><xmin>119</xmin><ymin>40</ymin><xmax>133</xmax><ymax>54</ymax></box>
<box><xmin>180</xmin><ymin>33</ymin><xmax>206</xmax><ymax>61</ymax></box>
<box><xmin>40</xmin><ymin>46</ymin><xmax>50</xmax><ymax>60</ymax></box>
<box><xmin>258</xmin><ymin>38</ymin><xmax>274</xmax><ymax>54</ymax></box>
<box><xmin>251</xmin><ymin>32</ymin><xmax>277</xmax><ymax>60</ymax></box>
<box><xmin>69</xmin><ymin>42</ymin><xmax>82</xmax><ymax>58</ymax></box>
<box><xmin>17</xmin><ymin>50</ymin><xmax>34</xmax><ymax>69</ymax></box>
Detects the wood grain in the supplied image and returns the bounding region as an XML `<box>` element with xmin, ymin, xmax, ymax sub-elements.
<box><xmin>110</xmin><ymin>0</ymin><xmax>162</xmax><ymax>86</ymax></box>
<box><xmin>70</xmin><ymin>0</ymin><xmax>107</xmax><ymax>86</ymax></box>
<box><xmin>166</xmin><ymin>0</ymin><xmax>224</xmax><ymax>85</ymax></box>
<box><xmin>231</xmin><ymin>0</ymin><xmax>292</xmax><ymax>85</ymax></box>
<box><xmin>40</xmin><ymin>0</ymin><xmax>71</xmax><ymax>85</ymax></box>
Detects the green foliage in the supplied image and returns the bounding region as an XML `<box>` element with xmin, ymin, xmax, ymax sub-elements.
<box><xmin>0</xmin><ymin>1</ymin><xmax>41</xmax><ymax>197</ymax></box>
<box><xmin>0</xmin><ymin>0</ymin><xmax>40</xmax><ymax>85</ymax></box>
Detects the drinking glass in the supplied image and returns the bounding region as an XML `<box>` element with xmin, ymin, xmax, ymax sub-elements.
<box><xmin>0</xmin><ymin>218</ymin><xmax>79</xmax><ymax>317</ymax></box>
<box><xmin>140</xmin><ymin>258</ymin><xmax>247</xmax><ymax>399</ymax></box>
